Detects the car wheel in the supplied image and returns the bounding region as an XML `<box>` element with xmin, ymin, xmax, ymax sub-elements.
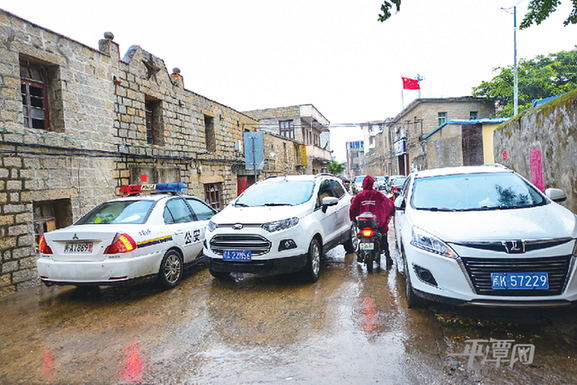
<box><xmin>301</xmin><ymin>238</ymin><xmax>321</xmax><ymax>283</ymax></box>
<box><xmin>157</xmin><ymin>250</ymin><xmax>183</xmax><ymax>289</ymax></box>
<box><xmin>209</xmin><ymin>268</ymin><xmax>231</xmax><ymax>279</ymax></box>
<box><xmin>402</xmin><ymin>253</ymin><xmax>427</xmax><ymax>308</ymax></box>
<box><xmin>343</xmin><ymin>224</ymin><xmax>358</xmax><ymax>254</ymax></box>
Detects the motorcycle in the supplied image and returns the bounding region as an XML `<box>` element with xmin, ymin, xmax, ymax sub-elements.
<box><xmin>355</xmin><ymin>212</ymin><xmax>382</xmax><ymax>273</ymax></box>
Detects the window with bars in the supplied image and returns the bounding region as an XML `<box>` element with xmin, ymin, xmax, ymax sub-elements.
<box><xmin>279</xmin><ymin>120</ymin><xmax>294</xmax><ymax>139</ymax></box>
<box><xmin>20</xmin><ymin>61</ymin><xmax>50</xmax><ymax>130</ymax></box>
<box><xmin>470</xmin><ymin>111</ymin><xmax>478</xmax><ymax>120</ymax></box>
<box><xmin>204</xmin><ymin>183</ymin><xmax>221</xmax><ymax>210</ymax></box>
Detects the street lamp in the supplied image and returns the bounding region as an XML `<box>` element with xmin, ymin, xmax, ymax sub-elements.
<box><xmin>502</xmin><ymin>3</ymin><xmax>521</xmax><ymax>116</ymax></box>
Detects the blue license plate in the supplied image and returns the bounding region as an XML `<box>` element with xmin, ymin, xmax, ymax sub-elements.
<box><xmin>223</xmin><ymin>249</ymin><xmax>252</xmax><ymax>262</ymax></box>
<box><xmin>491</xmin><ymin>272</ymin><xmax>549</xmax><ymax>290</ymax></box>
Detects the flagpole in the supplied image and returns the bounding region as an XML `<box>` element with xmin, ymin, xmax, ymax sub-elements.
<box><xmin>401</xmin><ymin>88</ymin><xmax>404</xmax><ymax>109</ymax></box>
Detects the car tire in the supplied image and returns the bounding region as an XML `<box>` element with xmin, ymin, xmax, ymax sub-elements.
<box><xmin>402</xmin><ymin>253</ymin><xmax>427</xmax><ymax>308</ymax></box>
<box><xmin>157</xmin><ymin>249</ymin><xmax>183</xmax><ymax>290</ymax></box>
<box><xmin>209</xmin><ymin>268</ymin><xmax>231</xmax><ymax>279</ymax></box>
<box><xmin>301</xmin><ymin>238</ymin><xmax>321</xmax><ymax>283</ymax></box>
<box><xmin>343</xmin><ymin>224</ymin><xmax>358</xmax><ymax>254</ymax></box>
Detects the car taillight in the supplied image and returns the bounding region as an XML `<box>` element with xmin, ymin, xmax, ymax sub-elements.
<box><xmin>104</xmin><ymin>233</ymin><xmax>137</xmax><ymax>254</ymax></box>
<box><xmin>38</xmin><ymin>236</ymin><xmax>53</xmax><ymax>254</ymax></box>
<box><xmin>360</xmin><ymin>228</ymin><xmax>376</xmax><ymax>238</ymax></box>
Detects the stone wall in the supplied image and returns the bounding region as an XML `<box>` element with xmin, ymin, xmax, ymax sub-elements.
<box><xmin>493</xmin><ymin>89</ymin><xmax>577</xmax><ymax>213</ymax></box>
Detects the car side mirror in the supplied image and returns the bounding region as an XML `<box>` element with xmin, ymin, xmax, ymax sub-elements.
<box><xmin>322</xmin><ymin>196</ymin><xmax>338</xmax><ymax>213</ymax></box>
<box><xmin>545</xmin><ymin>188</ymin><xmax>567</xmax><ymax>203</ymax></box>
<box><xmin>394</xmin><ymin>195</ymin><xmax>405</xmax><ymax>211</ymax></box>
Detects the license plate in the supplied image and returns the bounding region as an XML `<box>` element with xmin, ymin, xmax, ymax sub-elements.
<box><xmin>491</xmin><ymin>272</ymin><xmax>549</xmax><ymax>290</ymax></box>
<box><xmin>359</xmin><ymin>242</ymin><xmax>374</xmax><ymax>251</ymax></box>
<box><xmin>223</xmin><ymin>249</ymin><xmax>252</xmax><ymax>261</ymax></box>
<box><xmin>64</xmin><ymin>242</ymin><xmax>93</xmax><ymax>253</ymax></box>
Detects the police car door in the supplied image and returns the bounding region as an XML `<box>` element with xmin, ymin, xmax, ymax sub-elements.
<box><xmin>184</xmin><ymin>197</ymin><xmax>217</xmax><ymax>254</ymax></box>
<box><xmin>163</xmin><ymin>198</ymin><xmax>202</xmax><ymax>263</ymax></box>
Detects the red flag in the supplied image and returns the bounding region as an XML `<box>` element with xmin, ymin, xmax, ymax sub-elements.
<box><xmin>402</xmin><ymin>77</ymin><xmax>420</xmax><ymax>90</ymax></box>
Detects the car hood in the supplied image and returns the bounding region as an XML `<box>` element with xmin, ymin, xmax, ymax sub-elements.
<box><xmin>212</xmin><ymin>204</ymin><xmax>310</xmax><ymax>224</ymax></box>
<box><xmin>408</xmin><ymin>202</ymin><xmax>577</xmax><ymax>242</ymax></box>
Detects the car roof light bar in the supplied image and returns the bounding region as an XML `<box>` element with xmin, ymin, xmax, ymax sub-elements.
<box><xmin>119</xmin><ymin>183</ymin><xmax>187</xmax><ymax>196</ymax></box>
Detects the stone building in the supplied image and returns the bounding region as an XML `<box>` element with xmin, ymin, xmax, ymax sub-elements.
<box><xmin>381</xmin><ymin>97</ymin><xmax>494</xmax><ymax>176</ymax></box>
<box><xmin>244</xmin><ymin>105</ymin><xmax>332</xmax><ymax>174</ymax></box>
<box><xmin>0</xmin><ymin>10</ymin><xmax>308</xmax><ymax>296</ymax></box>
<box><xmin>413</xmin><ymin>118</ymin><xmax>509</xmax><ymax>170</ymax></box>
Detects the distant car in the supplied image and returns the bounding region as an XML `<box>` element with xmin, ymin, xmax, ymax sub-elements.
<box><xmin>338</xmin><ymin>176</ymin><xmax>355</xmax><ymax>195</ymax></box>
<box><xmin>389</xmin><ymin>176</ymin><xmax>407</xmax><ymax>199</ymax></box>
<box><xmin>203</xmin><ymin>174</ymin><xmax>357</xmax><ymax>282</ymax></box>
<box><xmin>375</xmin><ymin>176</ymin><xmax>390</xmax><ymax>191</ymax></box>
<box><xmin>394</xmin><ymin>165</ymin><xmax>577</xmax><ymax>308</ymax></box>
<box><xmin>354</xmin><ymin>175</ymin><xmax>366</xmax><ymax>193</ymax></box>
<box><xmin>37</xmin><ymin>183</ymin><xmax>217</xmax><ymax>290</ymax></box>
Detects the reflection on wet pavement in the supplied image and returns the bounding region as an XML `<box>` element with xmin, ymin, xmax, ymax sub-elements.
<box><xmin>1</xmin><ymin>231</ymin><xmax>577</xmax><ymax>383</ymax></box>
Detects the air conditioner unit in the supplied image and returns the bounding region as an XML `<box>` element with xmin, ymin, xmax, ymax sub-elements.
<box><xmin>400</xmin><ymin>128</ymin><xmax>407</xmax><ymax>139</ymax></box>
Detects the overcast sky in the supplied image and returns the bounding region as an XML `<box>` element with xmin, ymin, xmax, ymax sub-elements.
<box><xmin>2</xmin><ymin>0</ymin><xmax>576</xmax><ymax>162</ymax></box>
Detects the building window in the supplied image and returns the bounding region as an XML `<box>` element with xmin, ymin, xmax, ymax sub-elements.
<box><xmin>280</xmin><ymin>120</ymin><xmax>294</xmax><ymax>139</ymax></box>
<box><xmin>20</xmin><ymin>61</ymin><xmax>50</xmax><ymax>130</ymax></box>
<box><xmin>145</xmin><ymin>102</ymin><xmax>155</xmax><ymax>145</ymax></box>
<box><xmin>470</xmin><ymin>111</ymin><xmax>478</xmax><ymax>120</ymax></box>
<box><xmin>204</xmin><ymin>183</ymin><xmax>221</xmax><ymax>210</ymax></box>
<box><xmin>33</xmin><ymin>199</ymin><xmax>73</xmax><ymax>252</ymax></box>
<box><xmin>205</xmin><ymin>115</ymin><xmax>216</xmax><ymax>152</ymax></box>
<box><xmin>438</xmin><ymin>112</ymin><xmax>447</xmax><ymax>126</ymax></box>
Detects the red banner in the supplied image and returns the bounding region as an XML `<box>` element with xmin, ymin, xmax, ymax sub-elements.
<box><xmin>402</xmin><ymin>77</ymin><xmax>420</xmax><ymax>90</ymax></box>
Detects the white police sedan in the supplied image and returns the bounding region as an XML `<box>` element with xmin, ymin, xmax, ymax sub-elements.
<box><xmin>37</xmin><ymin>183</ymin><xmax>217</xmax><ymax>290</ymax></box>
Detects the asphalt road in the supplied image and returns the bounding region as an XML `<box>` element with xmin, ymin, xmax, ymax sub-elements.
<box><xmin>1</xmin><ymin>231</ymin><xmax>577</xmax><ymax>384</ymax></box>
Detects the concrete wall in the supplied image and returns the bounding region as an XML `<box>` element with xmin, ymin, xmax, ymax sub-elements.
<box><xmin>493</xmin><ymin>89</ymin><xmax>577</xmax><ymax>213</ymax></box>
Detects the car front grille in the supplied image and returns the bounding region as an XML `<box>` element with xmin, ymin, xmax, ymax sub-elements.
<box><xmin>209</xmin><ymin>235</ymin><xmax>272</xmax><ymax>256</ymax></box>
<box><xmin>461</xmin><ymin>255</ymin><xmax>573</xmax><ymax>296</ymax></box>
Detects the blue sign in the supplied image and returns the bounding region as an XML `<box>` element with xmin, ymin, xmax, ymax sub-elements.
<box><xmin>244</xmin><ymin>132</ymin><xmax>264</xmax><ymax>170</ymax></box>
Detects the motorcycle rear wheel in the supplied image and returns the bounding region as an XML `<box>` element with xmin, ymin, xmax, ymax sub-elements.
<box><xmin>366</xmin><ymin>251</ymin><xmax>374</xmax><ymax>273</ymax></box>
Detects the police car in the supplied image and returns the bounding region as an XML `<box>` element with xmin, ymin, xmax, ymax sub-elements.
<box><xmin>37</xmin><ymin>183</ymin><xmax>217</xmax><ymax>290</ymax></box>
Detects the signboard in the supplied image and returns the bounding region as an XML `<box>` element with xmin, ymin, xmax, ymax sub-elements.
<box><xmin>394</xmin><ymin>139</ymin><xmax>406</xmax><ymax>156</ymax></box>
<box><xmin>244</xmin><ymin>132</ymin><xmax>264</xmax><ymax>170</ymax></box>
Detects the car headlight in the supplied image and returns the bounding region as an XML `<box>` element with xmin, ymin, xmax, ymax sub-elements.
<box><xmin>411</xmin><ymin>226</ymin><xmax>459</xmax><ymax>259</ymax></box>
<box><xmin>207</xmin><ymin>221</ymin><xmax>217</xmax><ymax>232</ymax></box>
<box><xmin>262</xmin><ymin>217</ymin><xmax>299</xmax><ymax>233</ymax></box>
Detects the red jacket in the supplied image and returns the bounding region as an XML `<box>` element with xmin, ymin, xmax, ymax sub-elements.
<box><xmin>349</xmin><ymin>175</ymin><xmax>395</xmax><ymax>233</ymax></box>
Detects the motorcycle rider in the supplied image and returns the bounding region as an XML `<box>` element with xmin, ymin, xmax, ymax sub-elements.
<box><xmin>349</xmin><ymin>175</ymin><xmax>395</xmax><ymax>264</ymax></box>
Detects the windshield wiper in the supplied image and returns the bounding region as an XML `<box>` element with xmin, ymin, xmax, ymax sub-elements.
<box><xmin>235</xmin><ymin>202</ymin><xmax>250</xmax><ymax>207</ymax></box>
<box><xmin>418</xmin><ymin>207</ymin><xmax>456</xmax><ymax>212</ymax></box>
<box><xmin>264</xmin><ymin>202</ymin><xmax>292</xmax><ymax>206</ymax></box>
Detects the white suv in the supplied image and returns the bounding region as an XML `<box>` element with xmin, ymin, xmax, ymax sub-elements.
<box><xmin>203</xmin><ymin>174</ymin><xmax>357</xmax><ymax>282</ymax></box>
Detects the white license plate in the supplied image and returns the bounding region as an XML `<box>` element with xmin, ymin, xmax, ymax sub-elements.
<box><xmin>491</xmin><ymin>272</ymin><xmax>549</xmax><ymax>290</ymax></box>
<box><xmin>223</xmin><ymin>249</ymin><xmax>252</xmax><ymax>261</ymax></box>
<box><xmin>64</xmin><ymin>242</ymin><xmax>93</xmax><ymax>253</ymax></box>
<box><xmin>359</xmin><ymin>242</ymin><xmax>374</xmax><ymax>251</ymax></box>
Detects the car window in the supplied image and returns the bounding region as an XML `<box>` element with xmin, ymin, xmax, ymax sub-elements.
<box><xmin>411</xmin><ymin>172</ymin><xmax>546</xmax><ymax>211</ymax></box>
<box><xmin>164</xmin><ymin>198</ymin><xmax>195</xmax><ymax>224</ymax></box>
<box><xmin>332</xmin><ymin>180</ymin><xmax>346</xmax><ymax>198</ymax></box>
<box><xmin>235</xmin><ymin>180</ymin><xmax>315</xmax><ymax>207</ymax></box>
<box><xmin>186</xmin><ymin>198</ymin><xmax>216</xmax><ymax>220</ymax></box>
<box><xmin>76</xmin><ymin>200</ymin><xmax>155</xmax><ymax>225</ymax></box>
<box><xmin>316</xmin><ymin>180</ymin><xmax>336</xmax><ymax>208</ymax></box>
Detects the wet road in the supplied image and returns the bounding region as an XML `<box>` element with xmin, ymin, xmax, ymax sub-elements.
<box><xmin>2</xmin><ymin>232</ymin><xmax>577</xmax><ymax>384</ymax></box>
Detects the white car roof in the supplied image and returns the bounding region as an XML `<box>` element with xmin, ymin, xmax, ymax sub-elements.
<box><xmin>412</xmin><ymin>164</ymin><xmax>511</xmax><ymax>179</ymax></box>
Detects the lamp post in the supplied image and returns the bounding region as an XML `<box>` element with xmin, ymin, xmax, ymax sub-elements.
<box><xmin>502</xmin><ymin>4</ymin><xmax>519</xmax><ymax>116</ymax></box>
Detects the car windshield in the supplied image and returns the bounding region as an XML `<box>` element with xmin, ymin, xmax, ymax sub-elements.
<box><xmin>235</xmin><ymin>180</ymin><xmax>315</xmax><ymax>207</ymax></box>
<box><xmin>76</xmin><ymin>200</ymin><xmax>156</xmax><ymax>225</ymax></box>
<box><xmin>392</xmin><ymin>177</ymin><xmax>406</xmax><ymax>187</ymax></box>
<box><xmin>411</xmin><ymin>172</ymin><xmax>546</xmax><ymax>211</ymax></box>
